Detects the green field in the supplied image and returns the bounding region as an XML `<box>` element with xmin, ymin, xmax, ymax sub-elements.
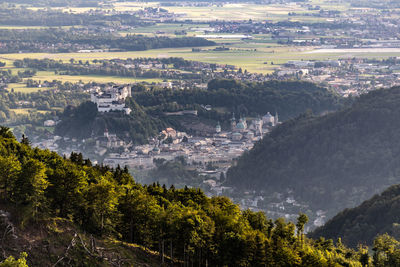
<box><xmin>6</xmin><ymin>83</ymin><xmax>51</xmax><ymax>93</ymax></box>
<box><xmin>3</xmin><ymin>43</ymin><xmax>400</xmax><ymax>76</ymax></box>
<box><xmin>32</xmin><ymin>71</ymin><xmax>166</xmax><ymax>84</ymax></box>
<box><xmin>10</xmin><ymin>108</ymin><xmax>50</xmax><ymax>115</ymax></box>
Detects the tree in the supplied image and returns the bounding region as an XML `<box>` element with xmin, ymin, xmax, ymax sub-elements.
<box><xmin>373</xmin><ymin>234</ymin><xmax>400</xmax><ymax>266</ymax></box>
<box><xmin>46</xmin><ymin>160</ymin><xmax>88</xmax><ymax>218</ymax></box>
<box><xmin>0</xmin><ymin>252</ymin><xmax>29</xmax><ymax>267</ymax></box>
<box><xmin>15</xmin><ymin>159</ymin><xmax>49</xmax><ymax>221</ymax></box>
<box><xmin>296</xmin><ymin>213</ymin><xmax>308</xmax><ymax>245</ymax></box>
<box><xmin>21</xmin><ymin>135</ymin><xmax>30</xmax><ymax>146</ymax></box>
<box><xmin>84</xmin><ymin>174</ymin><xmax>119</xmax><ymax>233</ymax></box>
<box><xmin>0</xmin><ymin>155</ymin><xmax>21</xmax><ymax>201</ymax></box>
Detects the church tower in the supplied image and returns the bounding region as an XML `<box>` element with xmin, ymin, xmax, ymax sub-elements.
<box><xmin>274</xmin><ymin>111</ymin><xmax>279</xmax><ymax>126</ymax></box>
<box><xmin>230</xmin><ymin>113</ymin><xmax>236</xmax><ymax>131</ymax></box>
<box><xmin>216</xmin><ymin>121</ymin><xmax>221</xmax><ymax>133</ymax></box>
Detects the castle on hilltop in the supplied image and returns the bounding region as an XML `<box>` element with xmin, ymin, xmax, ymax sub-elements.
<box><xmin>91</xmin><ymin>85</ymin><xmax>132</xmax><ymax>114</ymax></box>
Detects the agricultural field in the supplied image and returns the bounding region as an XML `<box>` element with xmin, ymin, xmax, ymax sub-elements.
<box><xmin>112</xmin><ymin>1</ymin><xmax>348</xmax><ymax>23</ymax></box>
<box><xmin>6</xmin><ymin>83</ymin><xmax>52</xmax><ymax>93</ymax></box>
<box><xmin>27</xmin><ymin>1</ymin><xmax>350</xmax><ymax>23</ymax></box>
<box><xmin>0</xmin><ymin>60</ymin><xmax>166</xmax><ymax>92</ymax></box>
<box><xmin>3</xmin><ymin>43</ymin><xmax>400</xmax><ymax>76</ymax></box>
<box><xmin>10</xmin><ymin>108</ymin><xmax>50</xmax><ymax>115</ymax></box>
<box><xmin>31</xmin><ymin>71</ymin><xmax>165</xmax><ymax>84</ymax></box>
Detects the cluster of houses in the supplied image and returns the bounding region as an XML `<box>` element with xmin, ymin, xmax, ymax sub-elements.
<box><xmin>278</xmin><ymin>57</ymin><xmax>400</xmax><ymax>96</ymax></box>
<box><xmin>101</xmin><ymin>111</ymin><xmax>278</xmax><ymax>170</ymax></box>
<box><xmin>206</xmin><ymin>2</ymin><xmax>400</xmax><ymax>49</ymax></box>
<box><xmin>94</xmin><ymin>56</ymin><xmax>400</xmax><ymax>97</ymax></box>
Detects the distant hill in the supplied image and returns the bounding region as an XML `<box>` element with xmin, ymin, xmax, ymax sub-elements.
<box><xmin>227</xmin><ymin>86</ymin><xmax>400</xmax><ymax>219</ymax></box>
<box><xmin>310</xmin><ymin>184</ymin><xmax>400</xmax><ymax>248</ymax></box>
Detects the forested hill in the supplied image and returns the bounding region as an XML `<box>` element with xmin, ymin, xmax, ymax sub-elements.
<box><xmin>55</xmin><ymin>99</ymin><xmax>165</xmax><ymax>144</ymax></box>
<box><xmin>135</xmin><ymin>79</ymin><xmax>343</xmax><ymax>121</ymax></box>
<box><xmin>0</xmin><ymin>127</ymin><xmax>369</xmax><ymax>266</ymax></box>
<box><xmin>310</xmin><ymin>184</ymin><xmax>400</xmax><ymax>248</ymax></box>
<box><xmin>226</xmin><ymin>86</ymin><xmax>400</xmax><ymax>218</ymax></box>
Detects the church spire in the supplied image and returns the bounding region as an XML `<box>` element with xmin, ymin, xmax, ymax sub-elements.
<box><xmin>274</xmin><ymin>111</ymin><xmax>279</xmax><ymax>126</ymax></box>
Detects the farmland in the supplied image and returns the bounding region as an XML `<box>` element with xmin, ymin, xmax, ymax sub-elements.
<box><xmin>2</xmin><ymin>44</ymin><xmax>400</xmax><ymax>77</ymax></box>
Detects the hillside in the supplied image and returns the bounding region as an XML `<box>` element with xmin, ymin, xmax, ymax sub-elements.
<box><xmin>0</xmin><ymin>213</ymin><xmax>165</xmax><ymax>266</ymax></box>
<box><xmin>310</xmin><ymin>184</ymin><xmax>400</xmax><ymax>248</ymax></box>
<box><xmin>55</xmin><ymin>79</ymin><xmax>342</xmax><ymax>144</ymax></box>
<box><xmin>226</xmin><ymin>86</ymin><xmax>400</xmax><ymax>219</ymax></box>
<box><xmin>55</xmin><ymin>99</ymin><xmax>165</xmax><ymax>144</ymax></box>
<box><xmin>135</xmin><ymin>79</ymin><xmax>344</xmax><ymax>122</ymax></box>
<box><xmin>0</xmin><ymin>126</ymin><xmax>368</xmax><ymax>266</ymax></box>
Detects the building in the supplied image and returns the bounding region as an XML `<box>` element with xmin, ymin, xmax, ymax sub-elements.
<box><xmin>91</xmin><ymin>85</ymin><xmax>132</xmax><ymax>114</ymax></box>
<box><xmin>250</xmin><ymin>116</ymin><xmax>263</xmax><ymax>136</ymax></box>
<box><xmin>235</xmin><ymin>118</ymin><xmax>246</xmax><ymax>133</ymax></box>
<box><xmin>43</xmin><ymin>120</ymin><xmax>56</xmax><ymax>127</ymax></box>
<box><xmin>96</xmin><ymin>129</ymin><xmax>127</xmax><ymax>149</ymax></box>
<box><xmin>230</xmin><ymin>113</ymin><xmax>237</xmax><ymax>130</ymax></box>
<box><xmin>262</xmin><ymin>112</ymin><xmax>275</xmax><ymax>126</ymax></box>
<box><xmin>216</xmin><ymin>122</ymin><xmax>221</xmax><ymax>133</ymax></box>
<box><xmin>231</xmin><ymin>132</ymin><xmax>243</xmax><ymax>141</ymax></box>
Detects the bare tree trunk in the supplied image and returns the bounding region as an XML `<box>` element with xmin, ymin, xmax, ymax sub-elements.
<box><xmin>129</xmin><ymin>216</ymin><xmax>133</xmax><ymax>243</ymax></box>
<box><xmin>159</xmin><ymin>241</ymin><xmax>162</xmax><ymax>263</ymax></box>
<box><xmin>170</xmin><ymin>240</ymin><xmax>173</xmax><ymax>266</ymax></box>
<box><xmin>162</xmin><ymin>240</ymin><xmax>165</xmax><ymax>264</ymax></box>
<box><xmin>199</xmin><ymin>248</ymin><xmax>201</xmax><ymax>267</ymax></box>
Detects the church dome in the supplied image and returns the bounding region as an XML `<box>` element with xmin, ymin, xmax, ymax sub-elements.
<box><xmin>236</xmin><ymin>122</ymin><xmax>245</xmax><ymax>129</ymax></box>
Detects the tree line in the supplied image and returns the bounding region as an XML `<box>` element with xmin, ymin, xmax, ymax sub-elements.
<box><xmin>0</xmin><ymin>28</ymin><xmax>215</xmax><ymax>53</ymax></box>
<box><xmin>13</xmin><ymin>58</ymin><xmax>205</xmax><ymax>80</ymax></box>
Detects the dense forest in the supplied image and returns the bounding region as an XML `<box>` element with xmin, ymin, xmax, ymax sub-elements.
<box><xmin>310</xmin><ymin>184</ymin><xmax>400</xmax><ymax>248</ymax></box>
<box><xmin>0</xmin><ymin>28</ymin><xmax>215</xmax><ymax>53</ymax></box>
<box><xmin>135</xmin><ymin>79</ymin><xmax>343</xmax><ymax>121</ymax></box>
<box><xmin>0</xmin><ymin>126</ymin><xmax>396</xmax><ymax>266</ymax></box>
<box><xmin>227</xmin><ymin>86</ymin><xmax>400</xmax><ymax>219</ymax></box>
